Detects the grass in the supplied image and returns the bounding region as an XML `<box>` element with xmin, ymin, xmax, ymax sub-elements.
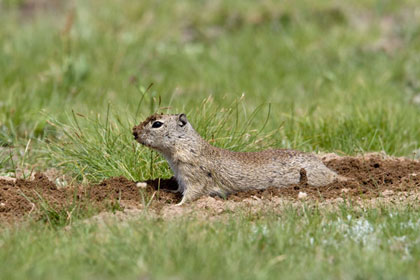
<box><xmin>1</xmin><ymin>0</ymin><xmax>420</xmax><ymax>279</ymax></box>
<box><xmin>2</xmin><ymin>204</ymin><xmax>420</xmax><ymax>280</ymax></box>
<box><xmin>42</xmin><ymin>97</ymin><xmax>278</xmax><ymax>182</ymax></box>
<box><xmin>1</xmin><ymin>0</ymin><xmax>420</xmax><ymax>157</ymax></box>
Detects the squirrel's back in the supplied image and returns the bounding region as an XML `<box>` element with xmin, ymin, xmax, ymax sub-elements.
<box><xmin>204</xmin><ymin>147</ymin><xmax>337</xmax><ymax>195</ymax></box>
<box><xmin>133</xmin><ymin>113</ymin><xmax>338</xmax><ymax>204</ymax></box>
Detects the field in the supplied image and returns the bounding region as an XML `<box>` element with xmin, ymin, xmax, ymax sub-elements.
<box><xmin>1</xmin><ymin>0</ymin><xmax>420</xmax><ymax>279</ymax></box>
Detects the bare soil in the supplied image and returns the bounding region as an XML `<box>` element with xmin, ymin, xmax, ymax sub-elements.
<box><xmin>1</xmin><ymin>154</ymin><xmax>420</xmax><ymax>223</ymax></box>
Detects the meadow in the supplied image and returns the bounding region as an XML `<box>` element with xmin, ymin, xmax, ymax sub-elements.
<box><xmin>1</xmin><ymin>0</ymin><xmax>420</xmax><ymax>279</ymax></box>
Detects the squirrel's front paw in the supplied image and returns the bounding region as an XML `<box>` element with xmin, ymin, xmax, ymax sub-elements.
<box><xmin>176</xmin><ymin>196</ymin><xmax>188</xmax><ymax>206</ymax></box>
<box><xmin>175</xmin><ymin>191</ymin><xmax>198</xmax><ymax>206</ymax></box>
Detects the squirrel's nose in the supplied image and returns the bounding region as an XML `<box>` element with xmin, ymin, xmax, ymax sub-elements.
<box><xmin>133</xmin><ymin>130</ymin><xmax>138</xmax><ymax>139</ymax></box>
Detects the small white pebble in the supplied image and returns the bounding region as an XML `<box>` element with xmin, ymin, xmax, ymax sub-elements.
<box><xmin>335</xmin><ymin>197</ymin><xmax>344</xmax><ymax>203</ymax></box>
<box><xmin>0</xmin><ymin>203</ymin><xmax>5</xmax><ymax>207</ymax></box>
<box><xmin>382</xmin><ymin>189</ymin><xmax>394</xmax><ymax>196</ymax></box>
<box><xmin>410</xmin><ymin>173</ymin><xmax>417</xmax><ymax>177</ymax></box>
<box><xmin>298</xmin><ymin>191</ymin><xmax>308</xmax><ymax>199</ymax></box>
<box><xmin>341</xmin><ymin>188</ymin><xmax>350</xmax><ymax>193</ymax></box>
<box><xmin>55</xmin><ymin>178</ymin><xmax>68</xmax><ymax>188</ymax></box>
<box><xmin>0</xmin><ymin>176</ymin><xmax>16</xmax><ymax>183</ymax></box>
<box><xmin>136</xmin><ymin>182</ymin><xmax>147</xmax><ymax>188</ymax></box>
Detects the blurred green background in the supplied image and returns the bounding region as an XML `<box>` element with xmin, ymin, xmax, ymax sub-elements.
<box><xmin>0</xmin><ymin>0</ymin><xmax>419</xmax><ymax>179</ymax></box>
<box><xmin>2</xmin><ymin>3</ymin><xmax>420</xmax><ymax>280</ymax></box>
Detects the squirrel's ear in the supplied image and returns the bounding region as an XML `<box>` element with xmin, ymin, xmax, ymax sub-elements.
<box><xmin>178</xmin><ymin>113</ymin><xmax>187</xmax><ymax>127</ymax></box>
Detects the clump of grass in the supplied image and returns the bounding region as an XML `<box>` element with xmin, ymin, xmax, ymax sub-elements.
<box><xmin>42</xmin><ymin>95</ymin><xmax>276</xmax><ymax>183</ymax></box>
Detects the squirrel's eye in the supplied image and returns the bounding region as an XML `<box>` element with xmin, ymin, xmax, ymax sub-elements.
<box><xmin>151</xmin><ymin>121</ymin><xmax>163</xmax><ymax>128</ymax></box>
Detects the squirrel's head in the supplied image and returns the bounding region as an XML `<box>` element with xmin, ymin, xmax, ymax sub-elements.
<box><xmin>133</xmin><ymin>113</ymin><xmax>194</xmax><ymax>153</ymax></box>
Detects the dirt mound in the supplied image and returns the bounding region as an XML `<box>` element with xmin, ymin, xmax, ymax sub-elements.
<box><xmin>0</xmin><ymin>173</ymin><xmax>67</xmax><ymax>221</ymax></box>
<box><xmin>0</xmin><ymin>175</ymin><xmax>181</xmax><ymax>223</ymax></box>
<box><xmin>229</xmin><ymin>155</ymin><xmax>420</xmax><ymax>201</ymax></box>
<box><xmin>1</xmin><ymin>154</ymin><xmax>419</xmax><ymax>223</ymax></box>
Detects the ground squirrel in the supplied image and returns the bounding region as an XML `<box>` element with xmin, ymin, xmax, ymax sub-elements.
<box><xmin>133</xmin><ymin>113</ymin><xmax>338</xmax><ymax>205</ymax></box>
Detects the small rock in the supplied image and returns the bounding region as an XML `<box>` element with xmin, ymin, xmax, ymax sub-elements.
<box><xmin>335</xmin><ymin>197</ymin><xmax>344</xmax><ymax>203</ymax></box>
<box><xmin>55</xmin><ymin>178</ymin><xmax>68</xmax><ymax>188</ymax></box>
<box><xmin>341</xmin><ymin>188</ymin><xmax>350</xmax><ymax>193</ymax></box>
<box><xmin>136</xmin><ymin>182</ymin><xmax>148</xmax><ymax>188</ymax></box>
<box><xmin>382</xmin><ymin>189</ymin><xmax>394</xmax><ymax>196</ymax></box>
<box><xmin>0</xmin><ymin>176</ymin><xmax>16</xmax><ymax>183</ymax></box>
<box><xmin>298</xmin><ymin>192</ymin><xmax>308</xmax><ymax>199</ymax></box>
<box><xmin>0</xmin><ymin>203</ymin><xmax>5</xmax><ymax>207</ymax></box>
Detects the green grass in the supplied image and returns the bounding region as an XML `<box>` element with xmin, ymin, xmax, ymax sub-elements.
<box><xmin>2</xmin><ymin>205</ymin><xmax>420</xmax><ymax>280</ymax></box>
<box><xmin>1</xmin><ymin>0</ymin><xmax>420</xmax><ymax>279</ymax></box>
<box><xmin>42</xmin><ymin>97</ymin><xmax>278</xmax><ymax>182</ymax></box>
<box><xmin>1</xmin><ymin>0</ymin><xmax>420</xmax><ymax>158</ymax></box>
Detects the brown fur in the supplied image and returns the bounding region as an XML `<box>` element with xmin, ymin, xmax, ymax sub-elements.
<box><xmin>133</xmin><ymin>114</ymin><xmax>338</xmax><ymax>205</ymax></box>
